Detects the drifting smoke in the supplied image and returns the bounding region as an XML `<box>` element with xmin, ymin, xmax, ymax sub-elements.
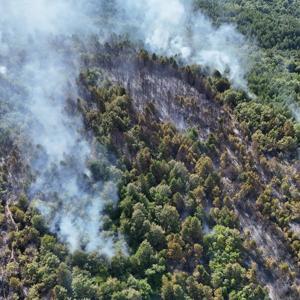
<box><xmin>101</xmin><ymin>0</ymin><xmax>251</xmax><ymax>89</ymax></box>
<box><xmin>0</xmin><ymin>0</ymin><xmax>251</xmax><ymax>255</ymax></box>
<box><xmin>0</xmin><ymin>0</ymin><xmax>119</xmax><ymax>256</ymax></box>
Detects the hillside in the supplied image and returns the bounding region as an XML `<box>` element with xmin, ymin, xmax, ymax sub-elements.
<box><xmin>0</xmin><ymin>1</ymin><xmax>299</xmax><ymax>300</ymax></box>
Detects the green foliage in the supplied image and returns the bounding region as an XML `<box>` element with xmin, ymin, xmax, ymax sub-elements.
<box><xmin>196</xmin><ymin>0</ymin><xmax>300</xmax><ymax>50</ymax></box>
<box><xmin>205</xmin><ymin>225</ymin><xmax>243</xmax><ymax>268</ymax></box>
<box><xmin>74</xmin><ymin>81</ymin><xmax>272</xmax><ymax>298</ymax></box>
<box><xmin>4</xmin><ymin>24</ymin><xmax>296</xmax><ymax>297</ymax></box>
<box><xmin>223</xmin><ymin>89</ymin><xmax>248</xmax><ymax>108</ymax></box>
<box><xmin>131</xmin><ymin>240</ymin><xmax>155</xmax><ymax>272</ymax></box>
<box><xmin>71</xmin><ymin>271</ymin><xmax>98</xmax><ymax>299</ymax></box>
<box><xmin>181</xmin><ymin>216</ymin><xmax>202</xmax><ymax>244</ymax></box>
<box><xmin>236</xmin><ymin>101</ymin><xmax>298</xmax><ymax>154</ymax></box>
<box><xmin>31</xmin><ymin>215</ymin><xmax>47</xmax><ymax>234</ymax></box>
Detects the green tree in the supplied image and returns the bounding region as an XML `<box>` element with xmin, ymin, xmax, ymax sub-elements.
<box><xmin>181</xmin><ymin>216</ymin><xmax>202</xmax><ymax>244</ymax></box>
<box><xmin>158</xmin><ymin>204</ymin><xmax>180</xmax><ymax>233</ymax></box>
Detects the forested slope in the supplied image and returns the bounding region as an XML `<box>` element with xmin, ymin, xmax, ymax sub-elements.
<box><xmin>0</xmin><ymin>1</ymin><xmax>299</xmax><ymax>300</ymax></box>
<box><xmin>197</xmin><ymin>0</ymin><xmax>300</xmax><ymax>106</ymax></box>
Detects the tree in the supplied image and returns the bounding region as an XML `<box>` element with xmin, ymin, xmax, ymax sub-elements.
<box><xmin>166</xmin><ymin>234</ymin><xmax>184</xmax><ymax>262</ymax></box>
<box><xmin>52</xmin><ymin>285</ymin><xmax>68</xmax><ymax>300</ymax></box>
<box><xmin>126</xmin><ymin>275</ymin><xmax>153</xmax><ymax>299</ymax></box>
<box><xmin>211</xmin><ymin>262</ymin><xmax>246</xmax><ymax>291</ymax></box>
<box><xmin>223</xmin><ymin>89</ymin><xmax>246</xmax><ymax>108</ymax></box>
<box><xmin>195</xmin><ymin>156</ymin><xmax>213</xmax><ymax>179</ymax></box>
<box><xmin>128</xmin><ymin>203</ymin><xmax>151</xmax><ymax>245</ymax></box>
<box><xmin>150</xmin><ymin>183</ymin><xmax>172</xmax><ymax>205</ymax></box>
<box><xmin>161</xmin><ymin>274</ymin><xmax>187</xmax><ymax>300</ymax></box>
<box><xmin>145</xmin><ymin>261</ymin><xmax>166</xmax><ymax>287</ymax></box>
<box><xmin>146</xmin><ymin>224</ymin><xmax>166</xmax><ymax>250</ymax></box>
<box><xmin>214</xmin><ymin>78</ymin><xmax>230</xmax><ymax>93</ymax></box>
<box><xmin>72</xmin><ymin>272</ymin><xmax>98</xmax><ymax>300</ymax></box>
<box><xmin>181</xmin><ymin>216</ymin><xmax>202</xmax><ymax>244</ymax></box>
<box><xmin>204</xmin><ymin>225</ymin><xmax>242</xmax><ymax>267</ymax></box>
<box><xmin>31</xmin><ymin>215</ymin><xmax>47</xmax><ymax>234</ymax></box>
<box><xmin>110</xmin><ymin>253</ymin><xmax>130</xmax><ymax>279</ymax></box>
<box><xmin>186</xmin><ymin>276</ymin><xmax>213</xmax><ymax>300</ymax></box>
<box><xmin>56</xmin><ymin>262</ymin><xmax>72</xmax><ymax>292</ymax></box>
<box><xmin>135</xmin><ymin>147</ymin><xmax>152</xmax><ymax>173</ymax></box>
<box><xmin>229</xmin><ymin>283</ymin><xmax>268</xmax><ymax>300</ymax></box>
<box><xmin>158</xmin><ymin>205</ymin><xmax>180</xmax><ymax>233</ymax></box>
<box><xmin>98</xmin><ymin>278</ymin><xmax>124</xmax><ymax>300</ymax></box>
<box><xmin>132</xmin><ymin>240</ymin><xmax>155</xmax><ymax>272</ymax></box>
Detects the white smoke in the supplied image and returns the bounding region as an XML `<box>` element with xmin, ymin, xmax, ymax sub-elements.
<box><xmin>108</xmin><ymin>0</ymin><xmax>251</xmax><ymax>89</ymax></box>
<box><xmin>0</xmin><ymin>0</ymin><xmax>118</xmax><ymax>256</ymax></box>
<box><xmin>0</xmin><ymin>66</ymin><xmax>6</xmax><ymax>75</ymax></box>
<box><xmin>0</xmin><ymin>0</ymin><xmax>251</xmax><ymax>255</ymax></box>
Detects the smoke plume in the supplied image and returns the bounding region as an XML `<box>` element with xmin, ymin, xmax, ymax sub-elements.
<box><xmin>0</xmin><ymin>0</ymin><xmax>251</xmax><ymax>255</ymax></box>
<box><xmin>0</xmin><ymin>0</ymin><xmax>119</xmax><ymax>256</ymax></box>
<box><xmin>101</xmin><ymin>0</ymin><xmax>251</xmax><ymax>89</ymax></box>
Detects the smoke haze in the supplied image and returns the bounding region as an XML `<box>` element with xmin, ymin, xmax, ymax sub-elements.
<box><xmin>102</xmin><ymin>0</ymin><xmax>251</xmax><ymax>89</ymax></box>
<box><xmin>0</xmin><ymin>0</ymin><xmax>118</xmax><ymax>255</ymax></box>
<box><xmin>0</xmin><ymin>0</ymin><xmax>251</xmax><ymax>255</ymax></box>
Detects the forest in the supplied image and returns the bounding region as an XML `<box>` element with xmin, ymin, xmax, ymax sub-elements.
<box><xmin>0</xmin><ymin>0</ymin><xmax>299</xmax><ymax>300</ymax></box>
